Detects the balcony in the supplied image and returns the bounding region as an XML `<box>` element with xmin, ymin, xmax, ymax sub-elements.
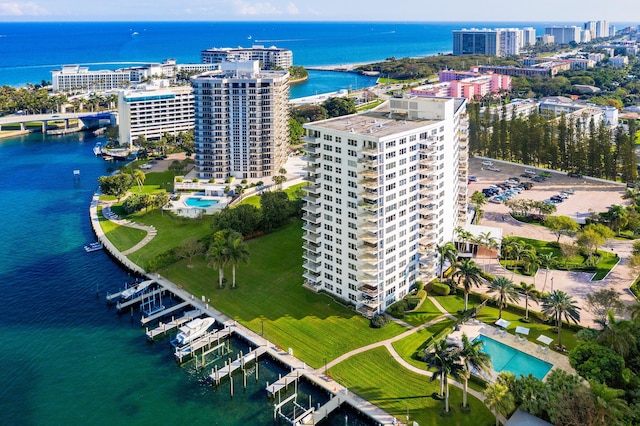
<box><xmin>419</xmin><ymin>255</ymin><xmax>437</xmax><ymax>267</ymax></box>
<box><xmin>305</xmin><ymin>183</ymin><xmax>320</xmax><ymax>194</ymax></box>
<box><xmin>302</xmin><ymin>230</ymin><xmax>321</xmax><ymax>244</ymax></box>
<box><xmin>418</xmin><ymin>156</ymin><xmax>436</xmax><ymax>166</ymax></box>
<box><xmin>304</xmin><ymin>174</ymin><xmax>320</xmax><ymax>184</ymax></box>
<box><xmin>303</xmin><ymin>163</ymin><xmax>320</xmax><ymax>173</ymax></box>
<box><xmin>359</xmin><ymin>283</ymin><xmax>379</xmax><ymax>296</ymax></box>
<box><xmin>359</xmin><ymin>262</ymin><xmax>378</xmax><ymax>275</ymax></box>
<box><xmin>361</xmin><ymin>189</ymin><xmax>379</xmax><ymax>203</ymax></box>
<box><xmin>360</xmin><ymin>177</ymin><xmax>379</xmax><ymax>189</ymax></box>
<box><xmin>302</xmin><ymin>222</ymin><xmax>320</xmax><ymax>234</ymax></box>
<box><xmin>302</xmin><ymin>241</ymin><xmax>320</xmax><ymax>252</ymax></box>
<box><xmin>302</xmin><ymin>203</ymin><xmax>321</xmax><ymax>214</ymax></box>
<box><xmin>303</xmin><ymin>271</ymin><xmax>321</xmax><ymax>284</ymax></box>
<box><xmin>360</xmin><ymin>232</ymin><xmax>379</xmax><ymax>245</ymax></box>
<box><xmin>420</xmin><ymin>214</ymin><xmax>437</xmax><ymax>225</ymax></box>
<box><xmin>302</xmin><ymin>193</ymin><xmax>320</xmax><ymax>203</ymax></box>
<box><xmin>302</xmin><ymin>213</ymin><xmax>321</xmax><ymax>224</ymax></box>
<box><xmin>302</xmin><ymin>250</ymin><xmax>321</xmax><ymax>263</ymax></box>
<box><xmin>360</xmin><ymin>168</ymin><xmax>379</xmax><ymax>179</ymax></box>
<box><xmin>359</xmin><ymin>220</ymin><xmax>378</xmax><ymax>232</ymax></box>
<box><xmin>420</xmin><ymin>174</ymin><xmax>437</xmax><ymax>184</ymax></box>
<box><xmin>359</xmin><ymin>241</ymin><xmax>381</xmax><ymax>255</ymax></box>
<box><xmin>419</xmin><ymin>201</ymin><xmax>437</xmax><ymax>212</ymax></box>
<box><xmin>362</xmin><ymin>145</ymin><xmax>379</xmax><ymax>155</ymax></box>
<box><xmin>303</xmin><ymin>260</ymin><xmax>321</xmax><ymax>273</ymax></box>
<box><xmin>356</xmin><ymin>304</ymin><xmax>377</xmax><ymax>319</ymax></box>
<box><xmin>359</xmin><ymin>158</ymin><xmax>378</xmax><ymax>169</ymax></box>
<box><xmin>358</xmin><ymin>202</ymin><xmax>381</xmax><ymax>214</ymax></box>
<box><xmin>359</xmin><ymin>295</ymin><xmax>379</xmax><ymax>308</ymax></box>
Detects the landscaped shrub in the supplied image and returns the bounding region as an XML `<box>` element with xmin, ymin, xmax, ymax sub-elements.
<box><xmin>386</xmin><ymin>299</ymin><xmax>409</xmax><ymax>319</ymax></box>
<box><xmin>631</xmin><ymin>278</ymin><xmax>640</xmax><ymax>299</ymax></box>
<box><xmin>407</xmin><ymin>289</ymin><xmax>427</xmax><ymax>309</ymax></box>
<box><xmin>370</xmin><ymin>314</ymin><xmax>389</xmax><ymax>328</ymax></box>
<box><xmin>225</xmin><ymin>176</ymin><xmax>234</xmax><ymax>184</ymax></box>
<box><xmin>175</xmin><ymin>177</ymin><xmax>184</xmax><ymax>182</ymax></box>
<box><xmin>192</xmin><ymin>177</ymin><xmax>199</xmax><ymax>183</ymax></box>
<box><xmin>431</xmin><ymin>282</ymin><xmax>450</xmax><ymax>296</ymax></box>
<box><xmin>414</xmin><ymin>281</ymin><xmax>425</xmax><ymax>291</ymax></box>
<box><xmin>208</xmin><ymin>178</ymin><xmax>216</xmax><ymax>183</ymax></box>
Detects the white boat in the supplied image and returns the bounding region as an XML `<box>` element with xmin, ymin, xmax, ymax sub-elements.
<box><xmin>172</xmin><ymin>317</ymin><xmax>216</xmax><ymax>347</ymax></box>
<box><xmin>120</xmin><ymin>279</ymin><xmax>154</xmax><ymax>301</ymax></box>
<box><xmin>93</xmin><ymin>142</ymin><xmax>102</xmax><ymax>156</ymax></box>
<box><xmin>84</xmin><ymin>241</ymin><xmax>103</xmax><ymax>252</ymax></box>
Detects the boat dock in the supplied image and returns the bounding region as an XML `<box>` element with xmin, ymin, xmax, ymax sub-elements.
<box><xmin>174</xmin><ymin>328</ymin><xmax>232</xmax><ymax>362</ymax></box>
<box><xmin>115</xmin><ymin>287</ymin><xmax>163</xmax><ymax>311</ymax></box>
<box><xmin>145</xmin><ymin>309</ymin><xmax>201</xmax><ymax>340</ymax></box>
<box><xmin>210</xmin><ymin>346</ymin><xmax>267</xmax><ymax>385</ymax></box>
<box><xmin>141</xmin><ymin>300</ymin><xmax>192</xmax><ymax>326</ymax></box>
<box><xmin>266</xmin><ymin>368</ymin><xmax>304</xmax><ymax>397</ymax></box>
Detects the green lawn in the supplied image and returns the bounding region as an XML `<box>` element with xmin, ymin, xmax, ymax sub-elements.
<box><xmin>97</xmin><ymin>207</ymin><xmax>146</xmax><ymax>251</ymax></box>
<box><xmin>239</xmin><ymin>182</ymin><xmax>306</xmax><ymax>208</ymax></box>
<box><xmin>501</xmin><ymin>236</ymin><xmax>618</xmax><ymax>280</ymax></box>
<box><xmin>433</xmin><ymin>293</ymin><xmax>580</xmax><ymax>351</ymax></box>
<box><xmin>392</xmin><ymin>319</ymin><xmax>456</xmax><ymax>370</ymax></box>
<box><xmin>329</xmin><ymin>346</ymin><xmax>494</xmax><ymax>426</ymax></box>
<box><xmin>160</xmin><ymin>220</ymin><xmax>406</xmax><ymax>367</ymax></box>
<box><xmin>402</xmin><ymin>297</ymin><xmax>443</xmax><ymax>327</ymax></box>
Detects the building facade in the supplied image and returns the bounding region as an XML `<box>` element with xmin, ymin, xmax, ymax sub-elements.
<box><xmin>201</xmin><ymin>45</ymin><xmax>293</xmax><ymax>70</ymax></box>
<box><xmin>301</xmin><ymin>96</ymin><xmax>468</xmax><ymax>317</ymax></box>
<box><xmin>192</xmin><ymin>61</ymin><xmax>290</xmax><ymax>180</ymax></box>
<box><xmin>544</xmin><ymin>26</ymin><xmax>581</xmax><ymax>44</ymax></box>
<box><xmin>52</xmin><ymin>65</ymin><xmax>132</xmax><ymax>92</ymax></box>
<box><xmin>117</xmin><ymin>84</ymin><xmax>195</xmax><ymax>147</ymax></box>
<box><xmin>453</xmin><ymin>29</ymin><xmax>500</xmax><ymax>56</ymax></box>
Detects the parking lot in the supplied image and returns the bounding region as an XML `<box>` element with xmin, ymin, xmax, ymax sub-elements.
<box><xmin>469</xmin><ymin>157</ymin><xmax>627</xmax><ymax>222</ymax></box>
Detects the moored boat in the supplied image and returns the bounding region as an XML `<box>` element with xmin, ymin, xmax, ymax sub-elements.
<box><xmin>172</xmin><ymin>317</ymin><xmax>216</xmax><ymax>347</ymax></box>
<box><xmin>84</xmin><ymin>241</ymin><xmax>103</xmax><ymax>252</ymax></box>
<box><xmin>120</xmin><ymin>279</ymin><xmax>154</xmax><ymax>301</ymax></box>
<box><xmin>93</xmin><ymin>142</ymin><xmax>102</xmax><ymax>156</ymax></box>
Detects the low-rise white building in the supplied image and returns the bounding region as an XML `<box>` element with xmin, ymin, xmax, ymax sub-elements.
<box><xmin>118</xmin><ymin>84</ymin><xmax>194</xmax><ymax>147</ymax></box>
<box><xmin>301</xmin><ymin>96</ymin><xmax>468</xmax><ymax>317</ymax></box>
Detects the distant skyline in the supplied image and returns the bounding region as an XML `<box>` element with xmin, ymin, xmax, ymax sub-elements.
<box><xmin>0</xmin><ymin>0</ymin><xmax>637</xmax><ymax>23</ymax></box>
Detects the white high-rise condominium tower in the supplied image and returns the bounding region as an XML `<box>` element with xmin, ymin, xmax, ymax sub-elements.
<box><xmin>301</xmin><ymin>96</ymin><xmax>468</xmax><ymax>318</ymax></box>
<box><xmin>192</xmin><ymin>61</ymin><xmax>290</xmax><ymax>180</ymax></box>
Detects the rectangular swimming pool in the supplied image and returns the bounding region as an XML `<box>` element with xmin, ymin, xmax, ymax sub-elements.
<box><xmin>475</xmin><ymin>334</ymin><xmax>552</xmax><ymax>380</ymax></box>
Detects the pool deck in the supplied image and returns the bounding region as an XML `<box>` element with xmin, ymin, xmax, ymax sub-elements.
<box><xmin>447</xmin><ymin>321</ymin><xmax>575</xmax><ymax>381</ymax></box>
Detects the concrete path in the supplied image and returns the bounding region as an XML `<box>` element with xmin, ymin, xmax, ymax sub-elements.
<box><xmin>101</xmin><ymin>204</ymin><xmax>157</xmax><ymax>255</ymax></box>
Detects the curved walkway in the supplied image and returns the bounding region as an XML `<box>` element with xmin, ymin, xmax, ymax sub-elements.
<box><xmin>477</xmin><ymin>211</ymin><xmax>637</xmax><ymax>327</ymax></box>
<box><xmin>323</xmin><ymin>297</ymin><xmax>505</xmax><ymax>424</ymax></box>
<box><xmin>100</xmin><ymin>204</ymin><xmax>157</xmax><ymax>256</ymax></box>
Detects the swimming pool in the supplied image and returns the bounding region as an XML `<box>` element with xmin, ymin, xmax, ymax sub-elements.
<box><xmin>475</xmin><ymin>335</ymin><xmax>552</xmax><ymax>380</ymax></box>
<box><xmin>185</xmin><ymin>197</ymin><xmax>219</xmax><ymax>208</ymax></box>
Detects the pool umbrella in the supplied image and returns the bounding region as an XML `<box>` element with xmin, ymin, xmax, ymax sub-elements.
<box><xmin>536</xmin><ymin>335</ymin><xmax>553</xmax><ymax>346</ymax></box>
<box><xmin>495</xmin><ymin>318</ymin><xmax>511</xmax><ymax>329</ymax></box>
<box><xmin>515</xmin><ymin>326</ymin><xmax>530</xmax><ymax>336</ymax></box>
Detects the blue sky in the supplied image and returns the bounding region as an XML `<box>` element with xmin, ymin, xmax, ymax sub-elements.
<box><xmin>0</xmin><ymin>0</ymin><xmax>635</xmax><ymax>22</ymax></box>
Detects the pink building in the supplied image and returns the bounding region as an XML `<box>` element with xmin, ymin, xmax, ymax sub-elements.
<box><xmin>411</xmin><ymin>72</ymin><xmax>511</xmax><ymax>101</ymax></box>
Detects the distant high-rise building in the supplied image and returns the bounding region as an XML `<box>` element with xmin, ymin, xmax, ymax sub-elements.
<box><xmin>201</xmin><ymin>45</ymin><xmax>293</xmax><ymax>70</ymax></box>
<box><xmin>118</xmin><ymin>84</ymin><xmax>194</xmax><ymax>148</ymax></box>
<box><xmin>545</xmin><ymin>26</ymin><xmax>581</xmax><ymax>44</ymax></box>
<box><xmin>301</xmin><ymin>96</ymin><xmax>469</xmax><ymax>317</ymax></box>
<box><xmin>498</xmin><ymin>28</ymin><xmax>522</xmax><ymax>56</ymax></box>
<box><xmin>584</xmin><ymin>20</ymin><xmax>610</xmax><ymax>39</ymax></box>
<box><xmin>521</xmin><ymin>27</ymin><xmax>537</xmax><ymax>48</ymax></box>
<box><xmin>192</xmin><ymin>61</ymin><xmax>290</xmax><ymax>180</ymax></box>
<box><xmin>453</xmin><ymin>29</ymin><xmax>501</xmax><ymax>56</ymax></box>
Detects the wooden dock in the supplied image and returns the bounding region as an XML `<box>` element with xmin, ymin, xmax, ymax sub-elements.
<box><xmin>174</xmin><ymin>328</ymin><xmax>232</xmax><ymax>362</ymax></box>
<box><xmin>145</xmin><ymin>309</ymin><xmax>201</xmax><ymax>340</ymax></box>
<box><xmin>210</xmin><ymin>346</ymin><xmax>267</xmax><ymax>385</ymax></box>
<box><xmin>141</xmin><ymin>300</ymin><xmax>192</xmax><ymax>326</ymax></box>
<box><xmin>116</xmin><ymin>287</ymin><xmax>163</xmax><ymax>311</ymax></box>
<box><xmin>266</xmin><ymin>368</ymin><xmax>303</xmax><ymax>396</ymax></box>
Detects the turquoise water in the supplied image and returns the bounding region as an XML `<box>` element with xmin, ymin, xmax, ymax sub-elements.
<box><xmin>475</xmin><ymin>335</ymin><xmax>552</xmax><ymax>380</ymax></box>
<box><xmin>0</xmin><ymin>132</ymin><xmax>371</xmax><ymax>425</ymax></box>
<box><xmin>185</xmin><ymin>197</ymin><xmax>219</xmax><ymax>208</ymax></box>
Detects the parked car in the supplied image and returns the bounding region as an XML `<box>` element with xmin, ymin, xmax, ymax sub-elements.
<box><xmin>550</xmin><ymin>195</ymin><xmax>564</xmax><ymax>202</ymax></box>
<box><xmin>539</xmin><ymin>172</ymin><xmax>552</xmax><ymax>178</ymax></box>
<box><xmin>563</xmin><ymin>188</ymin><xmax>575</xmax><ymax>194</ymax></box>
<box><xmin>567</xmin><ymin>172</ymin><xmax>583</xmax><ymax>178</ymax></box>
<box><xmin>532</xmin><ymin>176</ymin><xmax>546</xmax><ymax>182</ymax></box>
<box><xmin>521</xmin><ymin>182</ymin><xmax>534</xmax><ymax>190</ymax></box>
<box><xmin>468</xmin><ymin>176</ymin><xmax>478</xmax><ymax>182</ymax></box>
<box><xmin>481</xmin><ymin>160</ymin><xmax>494</xmax><ymax>166</ymax></box>
<box><xmin>508</xmin><ymin>177</ymin><xmax>521</xmax><ymax>183</ymax></box>
<box><xmin>487</xmin><ymin>165</ymin><xmax>501</xmax><ymax>172</ymax></box>
<box><xmin>524</xmin><ymin>169</ymin><xmax>536</xmax><ymax>174</ymax></box>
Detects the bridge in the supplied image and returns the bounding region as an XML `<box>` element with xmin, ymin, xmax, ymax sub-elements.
<box><xmin>0</xmin><ymin>111</ymin><xmax>116</xmax><ymax>133</ymax></box>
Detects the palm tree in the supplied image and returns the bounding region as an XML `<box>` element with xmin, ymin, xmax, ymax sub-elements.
<box><xmin>538</xmin><ymin>252</ymin><xmax>556</xmax><ymax>292</ymax></box>
<box><xmin>452</xmin><ymin>259</ymin><xmax>484</xmax><ymax>311</ymax></box>
<box><xmin>225</xmin><ymin>233</ymin><xmax>250</xmax><ymax>288</ymax></box>
<box><xmin>488</xmin><ymin>276</ymin><xmax>520</xmax><ymax>319</ymax></box>
<box><xmin>510</xmin><ymin>242</ymin><xmax>527</xmax><ymax>278</ymax></box>
<box><xmin>595</xmin><ymin>310</ymin><xmax>637</xmax><ymax>358</ymax></box>
<box><xmin>484</xmin><ymin>382</ymin><xmax>514</xmax><ymax>426</ymax></box>
<box><xmin>455</xmin><ymin>226</ymin><xmax>473</xmax><ymax>253</ymax></box>
<box><xmin>437</xmin><ymin>242</ymin><xmax>458</xmax><ymax>280</ymax></box>
<box><xmin>519</xmin><ymin>282</ymin><xmax>539</xmax><ymax>321</ymax></box>
<box><xmin>541</xmin><ymin>290</ymin><xmax>581</xmax><ymax>350</ymax></box>
<box><xmin>589</xmin><ymin>380</ymin><xmax>631</xmax><ymax>425</ymax></box>
<box><xmin>477</xmin><ymin>231</ymin><xmax>498</xmax><ymax>272</ymax></box>
<box><xmin>425</xmin><ymin>339</ymin><xmax>464</xmax><ymax>413</ymax></box>
<box><xmin>207</xmin><ymin>231</ymin><xmax>229</xmax><ymax>288</ymax></box>
<box><xmin>460</xmin><ymin>334</ymin><xmax>492</xmax><ymax>409</ymax></box>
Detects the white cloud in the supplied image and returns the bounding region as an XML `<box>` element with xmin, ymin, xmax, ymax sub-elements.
<box><xmin>286</xmin><ymin>2</ymin><xmax>299</xmax><ymax>15</ymax></box>
<box><xmin>0</xmin><ymin>1</ymin><xmax>48</xmax><ymax>15</ymax></box>
<box><xmin>234</xmin><ymin>1</ymin><xmax>282</xmax><ymax>16</ymax></box>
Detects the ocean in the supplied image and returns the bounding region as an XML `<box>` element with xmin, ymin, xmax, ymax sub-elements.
<box><xmin>0</xmin><ymin>21</ymin><xmax>564</xmax><ymax>93</ymax></box>
<box><xmin>0</xmin><ymin>21</ymin><xmax>586</xmax><ymax>425</ymax></box>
